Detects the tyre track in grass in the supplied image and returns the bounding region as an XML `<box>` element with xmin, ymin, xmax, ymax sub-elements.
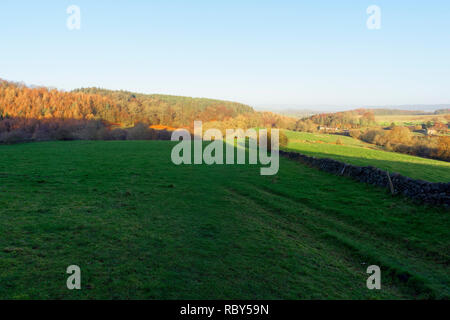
<box><xmin>226</xmin><ymin>183</ymin><xmax>448</xmax><ymax>298</ymax></box>
<box><xmin>224</xmin><ymin>188</ymin><xmax>410</xmax><ymax>299</ymax></box>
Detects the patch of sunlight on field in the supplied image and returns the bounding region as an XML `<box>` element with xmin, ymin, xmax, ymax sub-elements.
<box><xmin>284</xmin><ymin>130</ymin><xmax>450</xmax><ymax>182</ymax></box>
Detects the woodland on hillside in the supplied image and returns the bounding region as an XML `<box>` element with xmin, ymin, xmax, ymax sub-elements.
<box><xmin>0</xmin><ymin>79</ymin><xmax>254</xmax><ymax>126</ymax></box>
<box><xmin>0</xmin><ymin>79</ymin><xmax>295</xmax><ymax>143</ymax></box>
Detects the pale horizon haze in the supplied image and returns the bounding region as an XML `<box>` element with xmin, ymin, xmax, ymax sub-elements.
<box><xmin>1</xmin><ymin>0</ymin><xmax>449</xmax><ymax>109</ymax></box>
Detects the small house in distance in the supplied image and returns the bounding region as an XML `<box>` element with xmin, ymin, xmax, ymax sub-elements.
<box><xmin>426</xmin><ymin>128</ymin><xmax>437</xmax><ymax>136</ymax></box>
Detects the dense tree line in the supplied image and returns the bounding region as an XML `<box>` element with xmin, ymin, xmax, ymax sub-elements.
<box><xmin>0</xmin><ymin>80</ymin><xmax>255</xmax><ymax>127</ymax></box>
<box><xmin>0</xmin><ymin>79</ymin><xmax>295</xmax><ymax>130</ymax></box>
<box><xmin>0</xmin><ymin>79</ymin><xmax>296</xmax><ymax>144</ymax></box>
<box><xmin>293</xmin><ymin>110</ymin><xmax>376</xmax><ymax>131</ymax></box>
<box><xmin>0</xmin><ymin>80</ymin><xmax>119</xmax><ymax>122</ymax></box>
<box><xmin>0</xmin><ymin>118</ymin><xmax>173</xmax><ymax>144</ymax></box>
<box><xmin>353</xmin><ymin>127</ymin><xmax>450</xmax><ymax>161</ymax></box>
<box><xmin>72</xmin><ymin>87</ymin><xmax>255</xmax><ymax>127</ymax></box>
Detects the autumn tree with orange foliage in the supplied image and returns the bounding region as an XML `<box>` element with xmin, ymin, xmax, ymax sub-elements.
<box><xmin>1</xmin><ymin>80</ymin><xmax>294</xmax><ymax>130</ymax></box>
<box><xmin>0</xmin><ymin>79</ymin><xmax>297</xmax><ymax>144</ymax></box>
<box><xmin>435</xmin><ymin>136</ymin><xmax>450</xmax><ymax>161</ymax></box>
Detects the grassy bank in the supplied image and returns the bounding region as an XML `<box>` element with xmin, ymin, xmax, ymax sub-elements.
<box><xmin>284</xmin><ymin>130</ymin><xmax>450</xmax><ymax>182</ymax></box>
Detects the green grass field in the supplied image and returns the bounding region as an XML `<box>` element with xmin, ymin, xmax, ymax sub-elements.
<box><xmin>284</xmin><ymin>130</ymin><xmax>450</xmax><ymax>182</ymax></box>
<box><xmin>0</xmin><ymin>141</ymin><xmax>448</xmax><ymax>299</ymax></box>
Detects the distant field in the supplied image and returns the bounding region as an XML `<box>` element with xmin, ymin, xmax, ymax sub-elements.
<box><xmin>0</xmin><ymin>141</ymin><xmax>448</xmax><ymax>299</ymax></box>
<box><xmin>374</xmin><ymin>114</ymin><xmax>449</xmax><ymax>126</ymax></box>
<box><xmin>284</xmin><ymin>130</ymin><xmax>450</xmax><ymax>182</ymax></box>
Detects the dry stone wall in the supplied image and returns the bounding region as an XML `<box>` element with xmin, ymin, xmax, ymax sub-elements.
<box><xmin>280</xmin><ymin>150</ymin><xmax>450</xmax><ymax>207</ymax></box>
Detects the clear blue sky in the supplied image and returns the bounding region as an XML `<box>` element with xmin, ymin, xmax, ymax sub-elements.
<box><xmin>0</xmin><ymin>0</ymin><xmax>449</xmax><ymax>108</ymax></box>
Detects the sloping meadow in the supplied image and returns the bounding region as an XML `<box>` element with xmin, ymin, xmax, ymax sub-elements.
<box><xmin>0</xmin><ymin>141</ymin><xmax>448</xmax><ymax>299</ymax></box>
